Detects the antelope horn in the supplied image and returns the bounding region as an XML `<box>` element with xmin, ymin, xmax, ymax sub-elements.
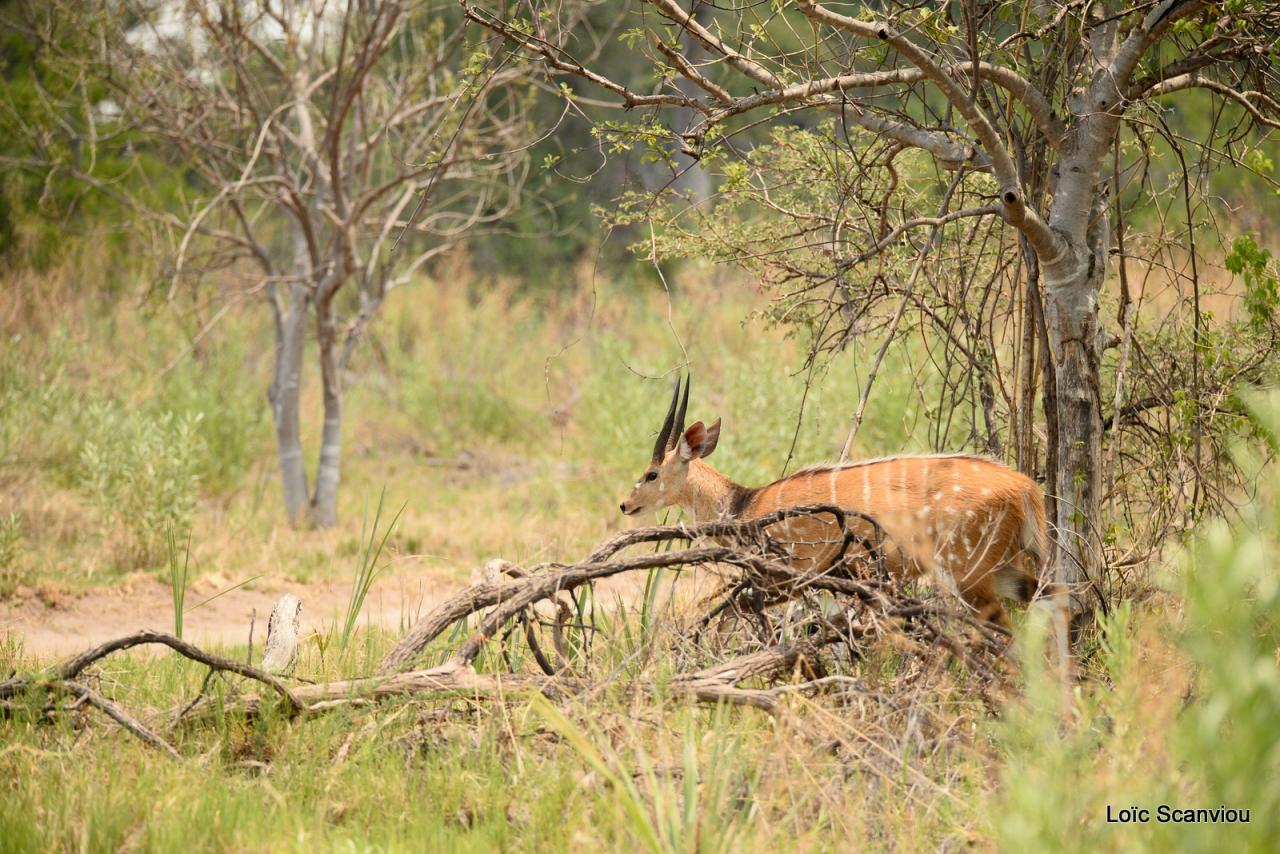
<box><xmin>668</xmin><ymin>374</ymin><xmax>690</xmax><ymax>454</ymax></box>
<box><xmin>651</xmin><ymin>376</ymin><xmax>682</xmax><ymax>463</ymax></box>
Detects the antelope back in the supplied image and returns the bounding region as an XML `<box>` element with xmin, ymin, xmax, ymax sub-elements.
<box><xmin>745</xmin><ymin>454</ymin><xmax>1046</xmax><ymax>618</ymax></box>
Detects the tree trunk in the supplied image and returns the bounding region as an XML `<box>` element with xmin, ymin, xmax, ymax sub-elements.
<box><xmin>1040</xmin><ymin>190</ymin><xmax>1109</xmax><ymax>622</ymax></box>
<box><xmin>1044</xmin><ymin>281</ymin><xmax>1102</xmax><ymax>617</ymax></box>
<box><xmin>309</xmin><ymin>294</ymin><xmax>343</xmax><ymax>528</ymax></box>
<box><xmin>268</xmin><ymin>280</ymin><xmax>311</xmax><ymax>526</ymax></box>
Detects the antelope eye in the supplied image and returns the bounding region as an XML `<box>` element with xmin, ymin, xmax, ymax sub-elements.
<box><xmin>645</xmin><ymin>471</ymin><xmax>658</xmax><ymax>482</ymax></box>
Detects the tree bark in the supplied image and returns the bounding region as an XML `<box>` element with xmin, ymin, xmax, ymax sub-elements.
<box><xmin>268</xmin><ymin>279</ymin><xmax>311</xmax><ymax>527</ymax></box>
<box><xmin>310</xmin><ymin>293</ymin><xmax>343</xmax><ymax>528</ymax></box>
<box><xmin>1043</xmin><ymin>273</ymin><xmax>1102</xmax><ymax>617</ymax></box>
<box><xmin>1039</xmin><ymin>186</ymin><xmax>1110</xmax><ymax>620</ymax></box>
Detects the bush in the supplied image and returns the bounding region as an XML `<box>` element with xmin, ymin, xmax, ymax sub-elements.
<box><xmin>1173</xmin><ymin>397</ymin><xmax>1280</xmax><ymax>850</ymax></box>
<box><xmin>994</xmin><ymin>391</ymin><xmax>1280</xmax><ymax>853</ymax></box>
<box><xmin>79</xmin><ymin>404</ymin><xmax>204</xmax><ymax>567</ymax></box>
<box><xmin>154</xmin><ymin>337</ymin><xmax>263</xmax><ymax>495</ymax></box>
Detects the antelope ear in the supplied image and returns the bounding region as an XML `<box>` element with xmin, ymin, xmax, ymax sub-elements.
<box><xmin>679</xmin><ymin>419</ymin><xmax>721</xmax><ymax>461</ymax></box>
<box><xmin>699</xmin><ymin>418</ymin><xmax>721</xmax><ymax>458</ymax></box>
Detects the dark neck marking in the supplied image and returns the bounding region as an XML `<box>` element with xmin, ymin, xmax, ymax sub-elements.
<box><xmin>726</xmin><ymin>483</ymin><xmax>757</xmax><ymax>517</ymax></box>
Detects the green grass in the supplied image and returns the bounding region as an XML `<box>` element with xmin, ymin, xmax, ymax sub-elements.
<box><xmin>0</xmin><ymin>597</ymin><xmax>986</xmax><ymax>851</ymax></box>
<box><xmin>165</xmin><ymin>531</ymin><xmax>192</xmax><ymax>639</ymax></box>
<box><xmin>341</xmin><ymin>489</ymin><xmax>405</xmax><ymax>650</ymax></box>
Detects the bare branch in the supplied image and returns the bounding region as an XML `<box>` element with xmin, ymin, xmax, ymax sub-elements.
<box><xmin>42</xmin><ymin>630</ymin><xmax>303</xmax><ymax>713</ymax></box>
<box><xmin>52</xmin><ymin>680</ymin><xmax>181</xmax><ymax>759</ymax></box>
<box><xmin>1141</xmin><ymin>73</ymin><xmax>1280</xmax><ymax>129</ymax></box>
<box><xmin>1109</xmin><ymin>1</ymin><xmax>1209</xmax><ymax>91</ymax></box>
<box><xmin>644</xmin><ymin>0</ymin><xmax>780</xmax><ymax>88</ymax></box>
<box><xmin>792</xmin><ymin>1</ymin><xmax>1065</xmax><ymax>260</ymax></box>
<box><xmin>462</xmin><ymin>5</ymin><xmax>709</xmax><ymax>113</ymax></box>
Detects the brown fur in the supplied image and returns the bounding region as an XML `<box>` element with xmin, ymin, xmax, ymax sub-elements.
<box><xmin>620</xmin><ymin>429</ymin><xmax>1049</xmax><ymax>626</ymax></box>
<box><xmin>740</xmin><ymin>455</ymin><xmax>1047</xmax><ymax>625</ymax></box>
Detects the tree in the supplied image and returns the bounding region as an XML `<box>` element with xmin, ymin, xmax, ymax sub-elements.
<box><xmin>9</xmin><ymin>0</ymin><xmax>534</xmax><ymax>526</ymax></box>
<box><xmin>466</xmin><ymin>0</ymin><xmax>1280</xmax><ymax>619</ymax></box>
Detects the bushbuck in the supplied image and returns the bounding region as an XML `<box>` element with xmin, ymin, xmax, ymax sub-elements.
<box><xmin>619</xmin><ymin>377</ymin><xmax>1065</xmax><ymax>632</ymax></box>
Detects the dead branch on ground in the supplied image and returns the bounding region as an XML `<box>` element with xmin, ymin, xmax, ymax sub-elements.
<box><xmin>2</xmin><ymin>508</ymin><xmax>1012</xmax><ymax>757</ymax></box>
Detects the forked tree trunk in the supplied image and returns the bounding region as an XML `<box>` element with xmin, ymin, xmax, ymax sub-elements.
<box><xmin>267</xmin><ymin>213</ymin><xmax>350</xmax><ymax>529</ymax></box>
<box><xmin>265</xmin><ymin>288</ymin><xmax>346</xmax><ymax>530</ymax></box>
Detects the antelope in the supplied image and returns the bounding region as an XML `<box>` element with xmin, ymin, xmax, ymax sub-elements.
<box><xmin>619</xmin><ymin>377</ymin><xmax>1067</xmax><ymax>635</ymax></box>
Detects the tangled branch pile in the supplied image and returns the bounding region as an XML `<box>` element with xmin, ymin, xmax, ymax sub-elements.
<box><xmin>1</xmin><ymin>508</ymin><xmax>1015</xmax><ymax>757</ymax></box>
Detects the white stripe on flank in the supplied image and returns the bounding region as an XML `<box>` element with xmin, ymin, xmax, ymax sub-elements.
<box><xmin>790</xmin><ymin>453</ymin><xmax>989</xmax><ymax>478</ymax></box>
<box><xmin>971</xmin><ymin>506</ymin><xmax>1005</xmax><ymax>571</ymax></box>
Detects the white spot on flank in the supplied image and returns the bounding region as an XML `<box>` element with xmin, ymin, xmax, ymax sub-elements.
<box><xmin>981</xmin><ymin>488</ymin><xmax>992</xmax><ymax>496</ymax></box>
<box><xmin>953</xmin><ymin>484</ymin><xmax>962</xmax><ymax>492</ymax></box>
<box><xmin>933</xmin><ymin>491</ymin><xmax>943</xmax><ymax>501</ymax></box>
<box><xmin>917</xmin><ymin>505</ymin><xmax>931</xmax><ymax>518</ymax></box>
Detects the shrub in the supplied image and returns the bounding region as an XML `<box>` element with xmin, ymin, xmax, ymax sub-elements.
<box><xmin>152</xmin><ymin>329</ymin><xmax>264</xmax><ymax>495</ymax></box>
<box><xmin>1173</xmin><ymin>397</ymin><xmax>1280</xmax><ymax>850</ymax></box>
<box><xmin>995</xmin><ymin>391</ymin><xmax>1280</xmax><ymax>853</ymax></box>
<box><xmin>79</xmin><ymin>404</ymin><xmax>204</xmax><ymax>567</ymax></box>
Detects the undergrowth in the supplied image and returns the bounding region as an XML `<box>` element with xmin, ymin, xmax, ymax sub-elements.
<box><xmin>0</xmin><ymin>249</ymin><xmax>934</xmax><ymax>589</ymax></box>
<box><xmin>0</xmin><ymin>249</ymin><xmax>1275</xmax><ymax>850</ymax></box>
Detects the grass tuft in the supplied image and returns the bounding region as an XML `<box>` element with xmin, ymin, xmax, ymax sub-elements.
<box><xmin>165</xmin><ymin>530</ymin><xmax>192</xmax><ymax>639</ymax></box>
<box><xmin>341</xmin><ymin>488</ymin><xmax>406</xmax><ymax>650</ymax></box>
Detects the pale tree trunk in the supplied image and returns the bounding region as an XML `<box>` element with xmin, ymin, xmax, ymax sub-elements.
<box><xmin>1032</xmin><ymin>5</ymin><xmax>1147</xmax><ymax>622</ymax></box>
<box><xmin>310</xmin><ymin>293</ymin><xmax>343</xmax><ymax>528</ymax></box>
<box><xmin>268</xmin><ymin>279</ymin><xmax>311</xmax><ymax>526</ymax></box>
<box><xmin>1042</xmin><ymin>254</ymin><xmax>1104</xmax><ymax>618</ymax></box>
<box><xmin>1041</xmin><ymin>169</ymin><xmax>1112</xmax><ymax>622</ymax></box>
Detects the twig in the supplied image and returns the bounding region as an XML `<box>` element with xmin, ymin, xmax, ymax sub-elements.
<box><xmin>247</xmin><ymin>608</ymin><xmax>256</xmax><ymax>667</ymax></box>
<box><xmin>53</xmin><ymin>680</ymin><xmax>180</xmax><ymax>759</ymax></box>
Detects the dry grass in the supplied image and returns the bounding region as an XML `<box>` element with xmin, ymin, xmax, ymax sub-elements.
<box><xmin>1</xmin><ymin>247</ymin><xmax>1276</xmax><ymax>851</ymax></box>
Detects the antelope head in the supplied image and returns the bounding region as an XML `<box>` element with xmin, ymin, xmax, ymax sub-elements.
<box><xmin>618</xmin><ymin>376</ymin><xmax>720</xmax><ymax>517</ymax></box>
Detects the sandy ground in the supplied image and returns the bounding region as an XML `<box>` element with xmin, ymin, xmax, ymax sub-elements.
<box><xmin>0</xmin><ymin>571</ymin><xmax>457</xmax><ymax>659</ymax></box>
<box><xmin>0</xmin><ymin>569</ymin><xmax>662</xmax><ymax>660</ymax></box>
